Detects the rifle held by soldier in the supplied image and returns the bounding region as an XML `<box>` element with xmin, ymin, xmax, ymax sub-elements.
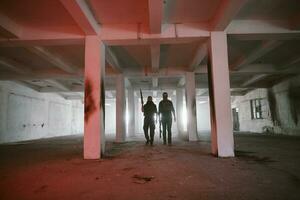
<box><xmin>140</xmin><ymin>89</ymin><xmax>144</xmax><ymax>112</ymax></box>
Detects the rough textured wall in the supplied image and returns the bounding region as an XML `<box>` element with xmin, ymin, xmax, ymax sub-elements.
<box><xmin>272</xmin><ymin>76</ymin><xmax>300</xmax><ymax>135</ymax></box>
<box><xmin>105</xmin><ymin>99</ymin><xmax>116</xmax><ymax>134</ymax></box>
<box><xmin>0</xmin><ymin>81</ymin><xmax>84</xmax><ymax>143</ymax></box>
<box><xmin>232</xmin><ymin>88</ymin><xmax>273</xmax><ymax>133</ymax></box>
<box><xmin>196</xmin><ymin>98</ymin><xmax>211</xmax><ymax>132</ymax></box>
<box><xmin>232</xmin><ymin>75</ymin><xmax>300</xmax><ymax>135</ymax></box>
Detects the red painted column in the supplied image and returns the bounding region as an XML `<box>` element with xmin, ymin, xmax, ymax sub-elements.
<box><xmin>84</xmin><ymin>36</ymin><xmax>105</xmax><ymax>159</ymax></box>
<box><xmin>208</xmin><ymin>31</ymin><xmax>235</xmax><ymax>157</ymax></box>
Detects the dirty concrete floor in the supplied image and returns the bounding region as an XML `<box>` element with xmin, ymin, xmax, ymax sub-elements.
<box><xmin>0</xmin><ymin>134</ymin><xmax>300</xmax><ymax>200</ymax></box>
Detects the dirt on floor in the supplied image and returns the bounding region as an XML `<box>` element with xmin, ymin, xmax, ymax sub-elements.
<box><xmin>0</xmin><ymin>134</ymin><xmax>300</xmax><ymax>200</ymax></box>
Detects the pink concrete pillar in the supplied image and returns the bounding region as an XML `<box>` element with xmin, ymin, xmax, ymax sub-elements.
<box><xmin>116</xmin><ymin>74</ymin><xmax>126</xmax><ymax>142</ymax></box>
<box><xmin>208</xmin><ymin>31</ymin><xmax>234</xmax><ymax>157</ymax></box>
<box><xmin>84</xmin><ymin>36</ymin><xmax>105</xmax><ymax>159</ymax></box>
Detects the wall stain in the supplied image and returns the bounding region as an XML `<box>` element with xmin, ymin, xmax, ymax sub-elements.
<box><xmin>84</xmin><ymin>79</ymin><xmax>96</xmax><ymax>123</ymax></box>
<box><xmin>267</xmin><ymin>89</ymin><xmax>280</xmax><ymax>126</ymax></box>
<box><xmin>289</xmin><ymin>86</ymin><xmax>299</xmax><ymax>125</ymax></box>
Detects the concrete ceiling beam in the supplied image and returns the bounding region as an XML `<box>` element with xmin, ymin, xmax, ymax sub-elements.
<box><xmin>0</xmin><ymin>19</ymin><xmax>299</xmax><ymax>47</ymax></box>
<box><xmin>39</xmin><ymin>86</ymin><xmax>82</xmax><ymax>93</ymax></box>
<box><xmin>150</xmin><ymin>44</ymin><xmax>160</xmax><ymax>72</ymax></box>
<box><xmin>14</xmin><ymin>81</ymin><xmax>41</xmax><ymax>92</ymax></box>
<box><xmin>64</xmin><ymin>95</ymin><xmax>84</xmax><ymax>100</ymax></box>
<box><xmin>281</xmin><ymin>56</ymin><xmax>300</xmax><ymax>71</ymax></box>
<box><xmin>0</xmin><ymin>13</ymin><xmax>23</xmax><ymax>38</ymax></box>
<box><xmin>211</xmin><ymin>0</ymin><xmax>249</xmax><ymax>31</ymax></box>
<box><xmin>189</xmin><ymin>43</ymin><xmax>207</xmax><ymax>71</ymax></box>
<box><xmin>131</xmin><ymin>84</ymin><xmax>177</xmax><ymax>91</ymax></box>
<box><xmin>148</xmin><ymin>0</ymin><xmax>163</xmax><ymax>34</ymax></box>
<box><xmin>231</xmin><ymin>40</ymin><xmax>283</xmax><ymax>70</ymax></box>
<box><xmin>228</xmin><ymin>20</ymin><xmax>300</xmax><ymax>40</ymax></box>
<box><xmin>0</xmin><ymin>36</ymin><xmax>85</xmax><ymax>47</ymax></box>
<box><xmin>230</xmin><ymin>90</ymin><xmax>250</xmax><ymax>96</ymax></box>
<box><xmin>227</xmin><ymin>64</ymin><xmax>298</xmax><ymax>75</ymax></box>
<box><xmin>230</xmin><ymin>70</ymin><xmax>298</xmax><ymax>76</ymax></box>
<box><xmin>39</xmin><ymin>87</ymin><xmax>63</xmax><ymax>93</ymax></box>
<box><xmin>241</xmin><ymin>74</ymin><xmax>269</xmax><ymax>87</ymax></box>
<box><xmin>122</xmin><ymin>68</ymin><xmax>185</xmax><ymax>79</ymax></box>
<box><xmin>0</xmin><ymin>70</ymin><xmax>83</xmax><ymax>81</ymax></box>
<box><xmin>106</xmin><ymin>47</ymin><xmax>122</xmax><ymax>72</ymax></box>
<box><xmin>100</xmin><ymin>23</ymin><xmax>209</xmax><ymax>45</ymax></box>
<box><xmin>70</xmin><ymin>85</ymin><xmax>84</xmax><ymax>92</ymax></box>
<box><xmin>0</xmin><ymin>68</ymin><xmax>197</xmax><ymax>82</ymax></box>
<box><xmin>26</xmin><ymin>46</ymin><xmax>80</xmax><ymax>74</ymax></box>
<box><xmin>0</xmin><ymin>57</ymin><xmax>32</xmax><ymax>74</ymax></box>
<box><xmin>60</xmin><ymin>0</ymin><xmax>100</xmax><ymax>35</ymax></box>
<box><xmin>45</xmin><ymin>79</ymin><xmax>71</xmax><ymax>92</ymax></box>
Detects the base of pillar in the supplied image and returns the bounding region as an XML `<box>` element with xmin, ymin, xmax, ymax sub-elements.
<box><xmin>83</xmin><ymin>154</ymin><xmax>100</xmax><ymax>160</ymax></box>
<box><xmin>115</xmin><ymin>138</ymin><xmax>126</xmax><ymax>143</ymax></box>
<box><xmin>218</xmin><ymin>151</ymin><xmax>235</xmax><ymax>158</ymax></box>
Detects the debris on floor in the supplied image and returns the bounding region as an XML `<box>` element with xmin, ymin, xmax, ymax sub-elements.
<box><xmin>132</xmin><ymin>174</ymin><xmax>154</xmax><ymax>184</ymax></box>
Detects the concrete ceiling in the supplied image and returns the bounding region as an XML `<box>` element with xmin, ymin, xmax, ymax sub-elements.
<box><xmin>163</xmin><ymin>0</ymin><xmax>221</xmax><ymax>23</ymax></box>
<box><xmin>235</xmin><ymin>0</ymin><xmax>300</xmax><ymax>21</ymax></box>
<box><xmin>88</xmin><ymin>0</ymin><xmax>149</xmax><ymax>25</ymax></box>
<box><xmin>0</xmin><ymin>0</ymin><xmax>81</xmax><ymax>28</ymax></box>
<box><xmin>0</xmin><ymin>0</ymin><xmax>300</xmax><ymax>100</ymax></box>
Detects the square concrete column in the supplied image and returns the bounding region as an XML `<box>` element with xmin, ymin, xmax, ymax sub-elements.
<box><xmin>127</xmin><ymin>88</ymin><xmax>135</xmax><ymax>137</ymax></box>
<box><xmin>116</xmin><ymin>74</ymin><xmax>126</xmax><ymax>142</ymax></box>
<box><xmin>185</xmin><ymin>72</ymin><xmax>199</xmax><ymax>141</ymax></box>
<box><xmin>84</xmin><ymin>36</ymin><xmax>105</xmax><ymax>159</ymax></box>
<box><xmin>208</xmin><ymin>31</ymin><xmax>234</xmax><ymax>157</ymax></box>
<box><xmin>176</xmin><ymin>87</ymin><xmax>184</xmax><ymax>136</ymax></box>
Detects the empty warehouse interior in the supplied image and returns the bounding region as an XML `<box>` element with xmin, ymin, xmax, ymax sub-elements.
<box><xmin>0</xmin><ymin>0</ymin><xmax>300</xmax><ymax>199</ymax></box>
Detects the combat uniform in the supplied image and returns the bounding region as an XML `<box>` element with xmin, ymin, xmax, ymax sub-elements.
<box><xmin>142</xmin><ymin>101</ymin><xmax>157</xmax><ymax>145</ymax></box>
<box><xmin>159</xmin><ymin>99</ymin><xmax>175</xmax><ymax>145</ymax></box>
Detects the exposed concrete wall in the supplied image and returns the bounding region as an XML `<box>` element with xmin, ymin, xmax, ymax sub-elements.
<box><xmin>105</xmin><ymin>99</ymin><xmax>116</xmax><ymax>135</ymax></box>
<box><xmin>232</xmin><ymin>89</ymin><xmax>273</xmax><ymax>133</ymax></box>
<box><xmin>196</xmin><ymin>97</ymin><xmax>211</xmax><ymax>132</ymax></box>
<box><xmin>271</xmin><ymin>76</ymin><xmax>300</xmax><ymax>135</ymax></box>
<box><xmin>233</xmin><ymin>75</ymin><xmax>300</xmax><ymax>135</ymax></box>
<box><xmin>0</xmin><ymin>81</ymin><xmax>84</xmax><ymax>143</ymax></box>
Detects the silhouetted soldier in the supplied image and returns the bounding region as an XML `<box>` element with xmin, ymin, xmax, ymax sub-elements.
<box><xmin>142</xmin><ymin>96</ymin><xmax>157</xmax><ymax>145</ymax></box>
<box><xmin>159</xmin><ymin>92</ymin><xmax>176</xmax><ymax>145</ymax></box>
